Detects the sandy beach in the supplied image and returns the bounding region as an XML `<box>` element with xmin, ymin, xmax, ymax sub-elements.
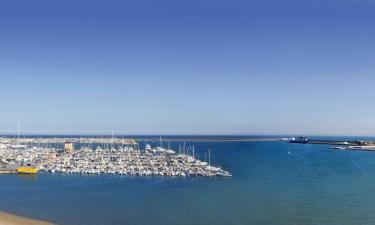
<box><xmin>0</xmin><ymin>212</ymin><xmax>53</xmax><ymax>225</ymax></box>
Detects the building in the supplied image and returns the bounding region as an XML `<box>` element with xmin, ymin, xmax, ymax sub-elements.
<box><xmin>48</xmin><ymin>152</ymin><xmax>57</xmax><ymax>160</ymax></box>
<box><xmin>64</xmin><ymin>142</ymin><xmax>74</xmax><ymax>154</ymax></box>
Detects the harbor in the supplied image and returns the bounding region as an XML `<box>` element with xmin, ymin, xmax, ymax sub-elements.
<box><xmin>0</xmin><ymin>136</ymin><xmax>231</xmax><ymax>177</ymax></box>
<box><xmin>3</xmin><ymin>139</ymin><xmax>375</xmax><ymax>225</ymax></box>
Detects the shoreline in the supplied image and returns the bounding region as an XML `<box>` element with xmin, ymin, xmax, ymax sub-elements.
<box><xmin>138</xmin><ymin>137</ymin><xmax>282</xmax><ymax>142</ymax></box>
<box><xmin>0</xmin><ymin>170</ymin><xmax>16</xmax><ymax>174</ymax></box>
<box><xmin>0</xmin><ymin>212</ymin><xmax>54</xmax><ymax>225</ymax></box>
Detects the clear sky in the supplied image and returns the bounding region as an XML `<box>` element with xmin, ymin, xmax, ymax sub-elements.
<box><xmin>1</xmin><ymin>0</ymin><xmax>375</xmax><ymax>135</ymax></box>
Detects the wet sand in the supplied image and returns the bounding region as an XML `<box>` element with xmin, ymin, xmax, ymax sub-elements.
<box><xmin>0</xmin><ymin>212</ymin><xmax>53</xmax><ymax>225</ymax></box>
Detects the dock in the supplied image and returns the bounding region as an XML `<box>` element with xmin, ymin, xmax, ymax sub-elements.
<box><xmin>0</xmin><ymin>170</ymin><xmax>16</xmax><ymax>174</ymax></box>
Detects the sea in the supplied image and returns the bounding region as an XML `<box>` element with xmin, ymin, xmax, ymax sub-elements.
<box><xmin>2</xmin><ymin>136</ymin><xmax>375</xmax><ymax>225</ymax></box>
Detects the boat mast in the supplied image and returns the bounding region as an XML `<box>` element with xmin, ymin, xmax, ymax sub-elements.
<box><xmin>208</xmin><ymin>148</ymin><xmax>211</xmax><ymax>166</ymax></box>
<box><xmin>111</xmin><ymin>130</ymin><xmax>114</xmax><ymax>150</ymax></box>
<box><xmin>17</xmin><ymin>122</ymin><xmax>20</xmax><ymax>145</ymax></box>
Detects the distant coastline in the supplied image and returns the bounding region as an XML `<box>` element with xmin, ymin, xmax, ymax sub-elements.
<box><xmin>138</xmin><ymin>137</ymin><xmax>283</xmax><ymax>142</ymax></box>
<box><xmin>0</xmin><ymin>134</ymin><xmax>285</xmax><ymax>143</ymax></box>
<box><xmin>0</xmin><ymin>211</ymin><xmax>53</xmax><ymax>225</ymax></box>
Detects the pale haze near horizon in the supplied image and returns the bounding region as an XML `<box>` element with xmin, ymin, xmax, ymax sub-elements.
<box><xmin>1</xmin><ymin>0</ymin><xmax>375</xmax><ymax>136</ymax></box>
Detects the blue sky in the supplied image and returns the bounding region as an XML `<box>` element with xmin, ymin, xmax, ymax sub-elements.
<box><xmin>1</xmin><ymin>0</ymin><xmax>375</xmax><ymax>135</ymax></box>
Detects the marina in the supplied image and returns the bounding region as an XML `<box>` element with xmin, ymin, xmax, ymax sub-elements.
<box><xmin>1</xmin><ymin>0</ymin><xmax>371</xmax><ymax>224</ymax></box>
<box><xmin>2</xmin><ymin>139</ymin><xmax>375</xmax><ymax>225</ymax></box>
<box><xmin>0</xmin><ymin>137</ymin><xmax>231</xmax><ymax>177</ymax></box>
<box><xmin>44</xmin><ymin>146</ymin><xmax>231</xmax><ymax>177</ymax></box>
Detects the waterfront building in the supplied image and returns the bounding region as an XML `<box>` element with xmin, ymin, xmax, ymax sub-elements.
<box><xmin>48</xmin><ymin>152</ymin><xmax>57</xmax><ymax>160</ymax></box>
<box><xmin>64</xmin><ymin>142</ymin><xmax>74</xmax><ymax>154</ymax></box>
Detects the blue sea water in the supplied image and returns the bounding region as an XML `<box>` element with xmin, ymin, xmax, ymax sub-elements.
<box><xmin>2</xmin><ymin>140</ymin><xmax>375</xmax><ymax>225</ymax></box>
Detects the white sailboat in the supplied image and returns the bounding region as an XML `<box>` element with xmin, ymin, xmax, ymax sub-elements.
<box><xmin>10</xmin><ymin>122</ymin><xmax>27</xmax><ymax>149</ymax></box>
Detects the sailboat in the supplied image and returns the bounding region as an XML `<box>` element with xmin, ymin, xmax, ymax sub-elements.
<box><xmin>10</xmin><ymin>122</ymin><xmax>27</xmax><ymax>149</ymax></box>
<box><xmin>205</xmin><ymin>148</ymin><xmax>232</xmax><ymax>176</ymax></box>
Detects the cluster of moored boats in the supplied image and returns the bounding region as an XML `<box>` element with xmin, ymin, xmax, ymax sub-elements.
<box><xmin>0</xmin><ymin>146</ymin><xmax>54</xmax><ymax>166</ymax></box>
<box><xmin>45</xmin><ymin>145</ymin><xmax>232</xmax><ymax>177</ymax></box>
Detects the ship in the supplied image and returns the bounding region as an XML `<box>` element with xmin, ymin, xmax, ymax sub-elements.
<box><xmin>289</xmin><ymin>136</ymin><xmax>309</xmax><ymax>144</ymax></box>
<box><xmin>16</xmin><ymin>167</ymin><xmax>38</xmax><ymax>174</ymax></box>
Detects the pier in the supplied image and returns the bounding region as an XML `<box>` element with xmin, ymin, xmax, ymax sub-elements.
<box><xmin>288</xmin><ymin>136</ymin><xmax>375</xmax><ymax>151</ymax></box>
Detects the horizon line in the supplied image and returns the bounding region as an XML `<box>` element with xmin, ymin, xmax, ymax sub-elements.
<box><xmin>1</xmin><ymin>133</ymin><xmax>375</xmax><ymax>138</ymax></box>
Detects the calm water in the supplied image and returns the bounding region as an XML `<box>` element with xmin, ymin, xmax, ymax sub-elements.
<box><xmin>2</xmin><ymin>140</ymin><xmax>375</xmax><ymax>225</ymax></box>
